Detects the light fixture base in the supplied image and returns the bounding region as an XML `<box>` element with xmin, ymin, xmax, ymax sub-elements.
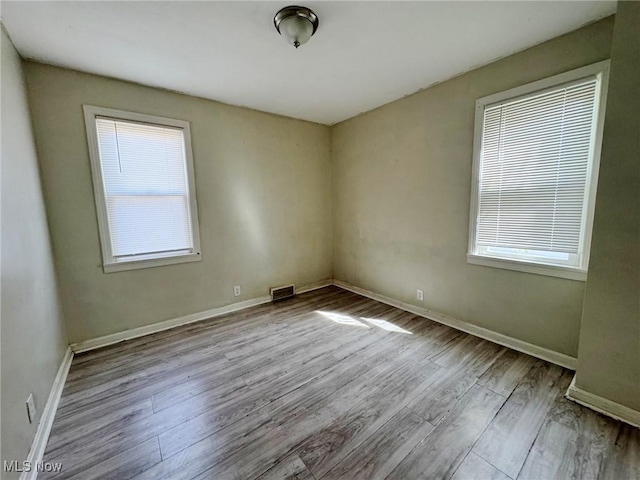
<box><xmin>274</xmin><ymin>5</ymin><xmax>319</xmax><ymax>48</ymax></box>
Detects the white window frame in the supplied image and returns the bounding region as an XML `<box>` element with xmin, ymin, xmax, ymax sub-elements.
<box><xmin>84</xmin><ymin>105</ymin><xmax>202</xmax><ymax>273</ymax></box>
<box><xmin>467</xmin><ymin>61</ymin><xmax>610</xmax><ymax>281</ymax></box>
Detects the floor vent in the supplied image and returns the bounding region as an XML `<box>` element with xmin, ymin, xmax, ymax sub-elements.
<box><xmin>270</xmin><ymin>284</ymin><xmax>296</xmax><ymax>302</ymax></box>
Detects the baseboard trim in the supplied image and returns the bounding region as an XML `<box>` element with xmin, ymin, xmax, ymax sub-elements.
<box><xmin>20</xmin><ymin>346</ymin><xmax>73</xmax><ymax>480</ymax></box>
<box><xmin>70</xmin><ymin>277</ymin><xmax>577</xmax><ymax>369</ymax></box>
<box><xmin>70</xmin><ymin>279</ymin><xmax>333</xmax><ymax>353</ymax></box>
<box><xmin>69</xmin><ymin>276</ymin><xmax>577</xmax><ymax>370</ymax></box>
<box><xmin>566</xmin><ymin>375</ymin><xmax>640</xmax><ymax>428</ymax></box>
<box><xmin>333</xmin><ymin>280</ymin><xmax>577</xmax><ymax>370</ymax></box>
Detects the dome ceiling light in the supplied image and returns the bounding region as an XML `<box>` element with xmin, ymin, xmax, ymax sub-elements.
<box><xmin>274</xmin><ymin>5</ymin><xmax>319</xmax><ymax>48</ymax></box>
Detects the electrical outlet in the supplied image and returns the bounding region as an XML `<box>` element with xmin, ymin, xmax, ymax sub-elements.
<box><xmin>26</xmin><ymin>393</ymin><xmax>36</xmax><ymax>424</ymax></box>
<box><xmin>233</xmin><ymin>285</ymin><xmax>241</xmax><ymax>297</ymax></box>
<box><xmin>416</xmin><ymin>289</ymin><xmax>424</xmax><ymax>301</ymax></box>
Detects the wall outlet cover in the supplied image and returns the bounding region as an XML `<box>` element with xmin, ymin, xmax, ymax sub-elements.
<box><xmin>416</xmin><ymin>289</ymin><xmax>424</xmax><ymax>301</ymax></box>
<box><xmin>233</xmin><ymin>285</ymin><xmax>241</xmax><ymax>297</ymax></box>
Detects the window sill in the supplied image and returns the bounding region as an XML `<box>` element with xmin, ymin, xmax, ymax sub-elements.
<box><xmin>103</xmin><ymin>252</ymin><xmax>201</xmax><ymax>273</ymax></box>
<box><xmin>467</xmin><ymin>253</ymin><xmax>587</xmax><ymax>281</ymax></box>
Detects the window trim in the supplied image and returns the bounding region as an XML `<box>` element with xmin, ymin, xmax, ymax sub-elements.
<box><xmin>467</xmin><ymin>60</ymin><xmax>610</xmax><ymax>281</ymax></box>
<box><xmin>83</xmin><ymin>105</ymin><xmax>202</xmax><ymax>273</ymax></box>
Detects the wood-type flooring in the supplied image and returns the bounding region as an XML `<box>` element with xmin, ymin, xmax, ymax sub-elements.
<box><xmin>41</xmin><ymin>286</ymin><xmax>639</xmax><ymax>479</ymax></box>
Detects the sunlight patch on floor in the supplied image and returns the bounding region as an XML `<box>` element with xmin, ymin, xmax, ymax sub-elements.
<box><xmin>317</xmin><ymin>311</ymin><xmax>370</xmax><ymax>328</ymax></box>
<box><xmin>316</xmin><ymin>311</ymin><xmax>412</xmax><ymax>334</ymax></box>
<box><xmin>361</xmin><ymin>317</ymin><xmax>412</xmax><ymax>334</ymax></box>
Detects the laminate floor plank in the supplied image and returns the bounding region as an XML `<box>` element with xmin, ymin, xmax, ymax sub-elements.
<box><xmin>256</xmin><ymin>454</ymin><xmax>315</xmax><ymax>480</ymax></box>
<box><xmin>156</xmin><ymin>355</ymin><xmax>343</xmax><ymax>458</ymax></box>
<box><xmin>517</xmin><ymin>419</ymin><xmax>615</xmax><ymax>480</ymax></box>
<box><xmin>153</xmin><ymin>304</ymin><xmax>406</xmax><ymax>425</ymax></box>
<box><xmin>70</xmin><ymin>287</ymin><xmax>352</xmax><ymax>368</ymax></box>
<box><xmin>334</xmin><ymin>313</ymin><xmax>462</xmax><ymax>365</ymax></box>
<box><xmin>329</xmin><ymin>309</ymin><xmax>416</xmax><ymax>361</ymax></box>
<box><xmin>145</xmin><ymin>356</ymin><xmax>397</xmax><ymax>478</ymax></box>
<box><xmin>65</xmin><ymin>318</ymin><xmax>284</xmax><ymax>387</ymax></box>
<box><xmin>322</xmin><ymin>407</ymin><xmax>434</xmax><ymax>480</ymax></box>
<box><xmin>53</xmin><ymin>353</ymin><xmax>232</xmax><ymax>431</ymax></box>
<box><xmin>156</xmin><ymin>319</ymin><xmax>413</xmax><ymax>460</ymax></box>
<box><xmin>600</xmin><ymin>424</ymin><xmax>640</xmax><ymax>479</ymax></box>
<box><xmin>430</xmin><ymin>334</ymin><xmax>487</xmax><ymax>367</ymax></box>
<box><xmin>405</xmin><ymin>367</ymin><xmax>479</xmax><ymax>425</ymax></box>
<box><xmin>477</xmin><ymin>349</ymin><xmax>539</xmax><ymax>397</ymax></box>
<box><xmin>53</xmin><ymin>351</ymin><xmax>234</xmax><ymax>431</ymax></box>
<box><xmin>41</xmin><ymin>286</ymin><xmax>638</xmax><ymax>480</ymax></box>
<box><xmin>151</xmin><ymin>338</ymin><xmax>334</xmax><ymax>412</ymax></box>
<box><xmin>386</xmin><ymin>385</ymin><xmax>506</xmax><ymax>480</ymax></box>
<box><xmin>548</xmin><ymin>381</ymin><xmax>623</xmax><ymax>443</ymax></box>
<box><xmin>44</xmin><ymin>371</ymin><xmax>253</xmax><ymax>470</ymax></box>
<box><xmin>63</xmin><ymin>295</ymin><xmax>370</xmax><ymax>421</ymax></box>
<box><xmin>69</xmin><ymin>438</ymin><xmax>162</xmax><ymax>480</ymax></box>
<box><xmin>431</xmin><ymin>337</ymin><xmax>507</xmax><ymax>376</ymax></box>
<box><xmin>296</xmin><ymin>355</ymin><xmax>440</xmax><ymax>478</ymax></box>
<box><xmin>472</xmin><ymin>361</ymin><xmax>567</xmax><ymax>478</ymax></box>
<box><xmin>405</xmin><ymin>340</ymin><xmax>505</xmax><ymax>425</ymax></box>
<box><xmin>133</xmin><ymin>405</ymin><xmax>278</xmax><ymax>480</ymax></box>
<box><xmin>42</xmin><ymin>437</ymin><xmax>162</xmax><ymax>480</ymax></box>
<box><xmin>44</xmin><ymin>399</ymin><xmax>154</xmax><ymax>459</ymax></box>
<box><xmin>451</xmin><ymin>453</ymin><xmax>511</xmax><ymax>480</ymax></box>
<box><xmin>174</xmin><ymin>328</ymin><xmax>440</xmax><ymax>479</ymax></box>
<box><xmin>59</xmin><ymin>350</ymin><xmax>231</xmax><ymax>415</ymax></box>
<box><xmin>67</xmin><ymin>295</ymin><xmax>293</xmax><ymax>365</ymax></box>
<box><xmin>148</xmin><ymin>317</ymin><xmax>348</xmax><ymax>410</ymax></box>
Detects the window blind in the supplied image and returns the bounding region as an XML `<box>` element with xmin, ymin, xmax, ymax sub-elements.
<box><xmin>95</xmin><ymin>118</ymin><xmax>194</xmax><ymax>258</ymax></box>
<box><xmin>476</xmin><ymin>78</ymin><xmax>598</xmax><ymax>254</ymax></box>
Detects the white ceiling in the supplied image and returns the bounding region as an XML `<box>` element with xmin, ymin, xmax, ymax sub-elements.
<box><xmin>1</xmin><ymin>1</ymin><xmax>616</xmax><ymax>125</ymax></box>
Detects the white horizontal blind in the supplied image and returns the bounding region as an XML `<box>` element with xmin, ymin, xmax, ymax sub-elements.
<box><xmin>476</xmin><ymin>78</ymin><xmax>598</xmax><ymax>254</ymax></box>
<box><xmin>95</xmin><ymin>117</ymin><xmax>194</xmax><ymax>259</ymax></box>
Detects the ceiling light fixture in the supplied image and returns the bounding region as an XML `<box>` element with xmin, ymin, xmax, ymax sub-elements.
<box><xmin>274</xmin><ymin>5</ymin><xmax>319</xmax><ymax>49</ymax></box>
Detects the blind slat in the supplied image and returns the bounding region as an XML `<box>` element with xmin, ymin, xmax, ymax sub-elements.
<box><xmin>475</xmin><ymin>78</ymin><xmax>598</xmax><ymax>254</ymax></box>
<box><xmin>96</xmin><ymin>118</ymin><xmax>194</xmax><ymax>258</ymax></box>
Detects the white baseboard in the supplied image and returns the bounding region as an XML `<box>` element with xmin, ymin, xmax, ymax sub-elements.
<box><xmin>70</xmin><ymin>279</ymin><xmax>333</xmax><ymax>353</ymax></box>
<box><xmin>566</xmin><ymin>375</ymin><xmax>640</xmax><ymax>428</ymax></box>
<box><xmin>20</xmin><ymin>346</ymin><xmax>73</xmax><ymax>480</ymax></box>
<box><xmin>70</xmin><ymin>277</ymin><xmax>577</xmax><ymax>369</ymax></box>
<box><xmin>297</xmin><ymin>279</ymin><xmax>335</xmax><ymax>294</ymax></box>
<box><xmin>333</xmin><ymin>280</ymin><xmax>577</xmax><ymax>370</ymax></box>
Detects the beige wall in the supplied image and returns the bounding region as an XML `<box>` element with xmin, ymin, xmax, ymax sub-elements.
<box><xmin>332</xmin><ymin>17</ymin><xmax>614</xmax><ymax>357</ymax></box>
<box><xmin>576</xmin><ymin>2</ymin><xmax>639</xmax><ymax>411</ymax></box>
<box><xmin>1</xmin><ymin>27</ymin><xmax>68</xmax><ymax>476</ymax></box>
<box><xmin>24</xmin><ymin>63</ymin><xmax>332</xmax><ymax>344</ymax></box>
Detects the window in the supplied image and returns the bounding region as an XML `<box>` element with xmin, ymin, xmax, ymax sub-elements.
<box><xmin>468</xmin><ymin>61</ymin><xmax>609</xmax><ymax>281</ymax></box>
<box><xmin>84</xmin><ymin>106</ymin><xmax>201</xmax><ymax>272</ymax></box>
